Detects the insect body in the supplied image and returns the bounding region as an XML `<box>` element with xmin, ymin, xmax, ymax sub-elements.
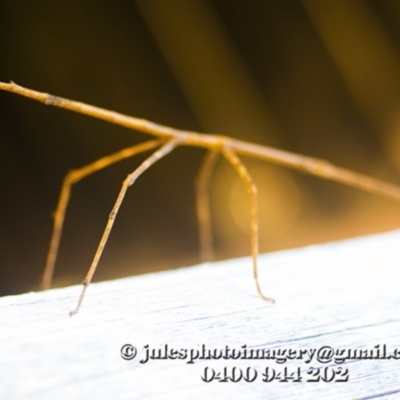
<box><xmin>2</xmin><ymin>81</ymin><xmax>400</xmax><ymax>315</ymax></box>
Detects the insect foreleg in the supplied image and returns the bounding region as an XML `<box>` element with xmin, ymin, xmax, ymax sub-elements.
<box><xmin>69</xmin><ymin>138</ymin><xmax>180</xmax><ymax>316</ymax></box>
<box><xmin>41</xmin><ymin>139</ymin><xmax>164</xmax><ymax>290</ymax></box>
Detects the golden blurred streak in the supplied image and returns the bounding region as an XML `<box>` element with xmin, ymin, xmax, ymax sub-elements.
<box><xmin>229</xmin><ymin>166</ymin><xmax>301</xmax><ymax>238</ymax></box>
<box><xmin>302</xmin><ymin>0</ymin><xmax>400</xmax><ymax>134</ymax></box>
<box><xmin>211</xmin><ymin>160</ymin><xmax>302</xmax><ymax>257</ymax></box>
<box><xmin>135</xmin><ymin>0</ymin><xmax>280</xmax><ymax>144</ymax></box>
<box><xmin>135</xmin><ymin>0</ymin><xmax>295</xmax><ymax>257</ymax></box>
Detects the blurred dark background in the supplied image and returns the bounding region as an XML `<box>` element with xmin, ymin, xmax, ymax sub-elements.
<box><xmin>1</xmin><ymin>0</ymin><xmax>400</xmax><ymax>296</ymax></box>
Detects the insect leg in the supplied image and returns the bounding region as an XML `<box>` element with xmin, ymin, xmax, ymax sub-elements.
<box><xmin>40</xmin><ymin>139</ymin><xmax>164</xmax><ymax>290</ymax></box>
<box><xmin>69</xmin><ymin>138</ymin><xmax>180</xmax><ymax>316</ymax></box>
<box><xmin>195</xmin><ymin>150</ymin><xmax>219</xmax><ymax>262</ymax></box>
<box><xmin>222</xmin><ymin>148</ymin><xmax>275</xmax><ymax>303</ymax></box>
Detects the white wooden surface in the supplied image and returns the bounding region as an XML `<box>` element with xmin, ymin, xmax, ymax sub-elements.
<box><xmin>1</xmin><ymin>230</ymin><xmax>400</xmax><ymax>400</ymax></box>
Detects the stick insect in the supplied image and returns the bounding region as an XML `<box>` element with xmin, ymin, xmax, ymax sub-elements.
<box><xmin>2</xmin><ymin>81</ymin><xmax>400</xmax><ymax>316</ymax></box>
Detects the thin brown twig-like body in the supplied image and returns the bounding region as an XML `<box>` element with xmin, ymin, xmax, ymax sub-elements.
<box><xmin>2</xmin><ymin>81</ymin><xmax>400</xmax><ymax>315</ymax></box>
